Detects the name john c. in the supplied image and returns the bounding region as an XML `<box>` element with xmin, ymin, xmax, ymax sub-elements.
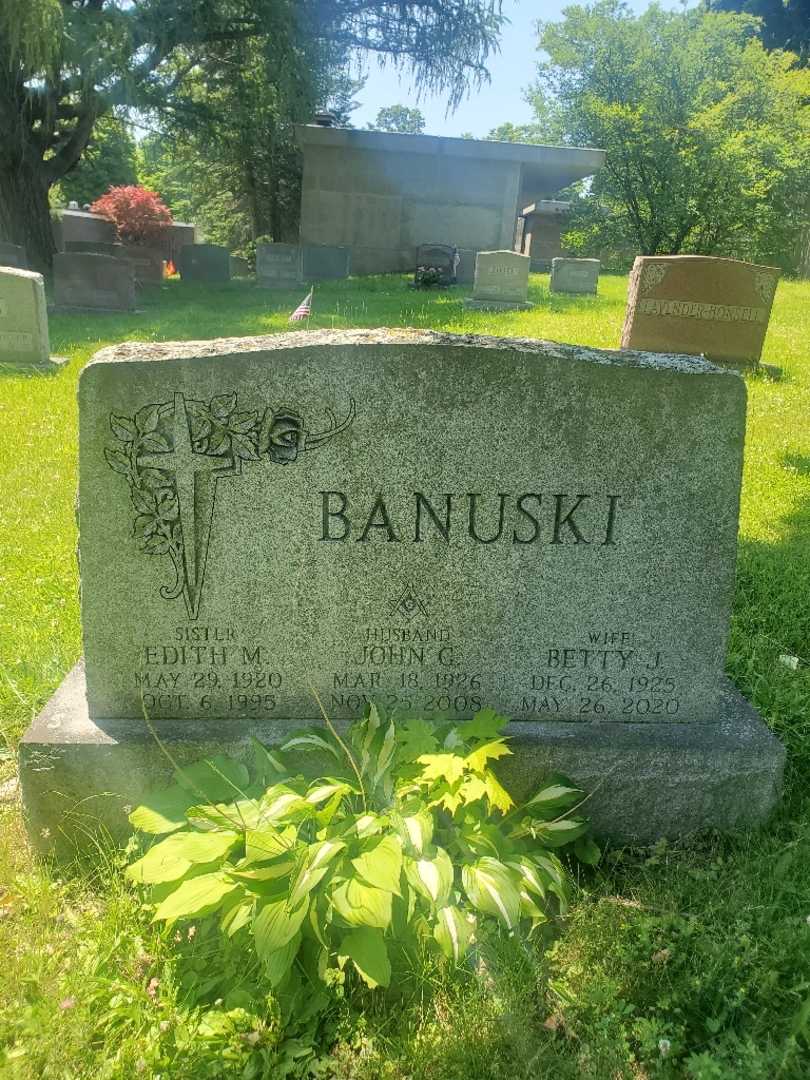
<box><xmin>319</xmin><ymin>491</ymin><xmax>623</xmax><ymax>545</ymax></box>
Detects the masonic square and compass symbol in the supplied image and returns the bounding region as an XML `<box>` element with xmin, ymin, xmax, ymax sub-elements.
<box><xmin>105</xmin><ymin>388</ymin><xmax>356</xmax><ymax>620</ymax></box>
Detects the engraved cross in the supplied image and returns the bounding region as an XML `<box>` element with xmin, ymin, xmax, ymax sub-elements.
<box><xmin>138</xmin><ymin>391</ymin><xmax>240</xmax><ymax>619</ymax></box>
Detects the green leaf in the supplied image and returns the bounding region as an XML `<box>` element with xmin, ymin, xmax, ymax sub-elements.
<box><xmin>127</xmin><ymin>830</ymin><xmax>239</xmax><ymax>885</ymax></box>
<box><xmin>128</xmin><ymin>785</ymin><xmax>195</xmax><ymax>835</ymax></box>
<box><xmin>465</xmin><ymin>739</ymin><xmax>512</xmax><ymax>773</ymax></box>
<box><xmin>288</xmin><ymin>840</ymin><xmax>346</xmax><ymax>907</ymax></box>
<box><xmin>279</xmin><ymin>731</ymin><xmax>341</xmax><ymax>760</ymax></box>
<box><xmin>174</xmin><ymin>756</ymin><xmax>249</xmax><ymax>804</ymax></box>
<box><xmin>433</xmin><ymin>905</ymin><xmax>473</xmax><ymax>962</ymax></box>
<box><xmin>416</xmin><ymin>753</ymin><xmax>466</xmax><ymax>786</ymax></box>
<box><xmin>354</xmin><ymin>813</ymin><xmax>384</xmax><ymax>839</ymax></box>
<box><xmin>524</xmin><ymin>781</ymin><xmax>584</xmax><ymax>817</ymax></box>
<box><xmin>351</xmin><ymin>835</ymin><xmax>403</xmax><ymax>895</ymax></box>
<box><xmin>459</xmin><ymin>708</ymin><xmax>509</xmax><ymax>741</ymax></box>
<box><xmin>253</xmin><ymin>895</ymin><xmax>309</xmax><ymax>957</ymax></box>
<box><xmin>573</xmin><ymin>836</ymin><xmax>601</xmax><ymax>866</ymax></box>
<box><xmin>532</xmin><ymin>818</ymin><xmax>588</xmax><ymax>848</ymax></box>
<box><xmin>339</xmin><ymin>927</ymin><xmax>391</xmax><ymax>988</ymax></box>
<box><xmin>306</xmin><ymin>781</ymin><xmax>351</xmax><ymax>805</ymax></box>
<box><xmin>251</xmin><ymin>738</ymin><xmax>288</xmax><ymax>785</ymax></box>
<box><xmin>245</xmin><ymin>825</ymin><xmax>295</xmax><ymax>863</ymax></box>
<box><xmin>506</xmin><ymin>856</ymin><xmax>547</xmax><ymax>901</ymax></box>
<box><xmin>263</xmin><ymin>932</ymin><xmax>301</xmax><ymax>989</ymax></box>
<box><xmin>331</xmin><ymin>879</ymin><xmax>392</xmax><ymax>929</ymax></box>
<box><xmin>404</xmin><ymin>847</ymin><xmax>454</xmax><ymax>907</ymax></box>
<box><xmin>261</xmin><ymin>787</ymin><xmax>311</xmax><ymax>821</ymax></box>
<box><xmin>461</xmin><ymin>858</ymin><xmax>521</xmax><ymax>930</ymax></box>
<box><xmin>484</xmin><ymin>772</ymin><xmax>514</xmax><ymax>814</ymax></box>
<box><xmin>400</xmin><ymin>811</ymin><xmax>434</xmax><ymax>854</ymax></box>
<box><xmin>152</xmin><ymin>872</ymin><xmax>239</xmax><ymax>922</ymax></box>
<box><xmin>221</xmin><ymin>900</ymin><xmax>253</xmax><ymax>937</ymax></box>
<box><xmin>396</xmin><ymin>717</ymin><xmax>438</xmax><ymax>762</ymax></box>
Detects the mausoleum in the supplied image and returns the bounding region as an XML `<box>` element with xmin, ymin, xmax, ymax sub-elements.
<box><xmin>296</xmin><ymin>124</ymin><xmax>605</xmax><ymax>276</ymax></box>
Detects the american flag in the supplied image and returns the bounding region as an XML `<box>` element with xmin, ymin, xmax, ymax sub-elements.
<box><xmin>289</xmin><ymin>288</ymin><xmax>313</xmax><ymax>322</ymax></box>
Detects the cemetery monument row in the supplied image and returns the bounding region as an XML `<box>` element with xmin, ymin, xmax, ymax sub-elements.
<box><xmin>20</xmin><ymin>329</ymin><xmax>784</xmax><ymax>852</ymax></box>
<box><xmin>621</xmin><ymin>254</ymin><xmax>780</xmax><ymax>368</ymax></box>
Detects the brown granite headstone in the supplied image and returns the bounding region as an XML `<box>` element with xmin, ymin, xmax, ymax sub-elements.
<box><xmin>621</xmin><ymin>255</ymin><xmax>779</xmax><ymax>369</ymax></box>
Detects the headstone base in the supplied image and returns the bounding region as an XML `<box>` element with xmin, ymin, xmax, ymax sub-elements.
<box><xmin>20</xmin><ymin>663</ymin><xmax>784</xmax><ymax>858</ymax></box>
<box><xmin>0</xmin><ymin>355</ymin><xmax>68</xmax><ymax>373</ymax></box>
<box><xmin>463</xmin><ymin>298</ymin><xmax>534</xmax><ymax>311</ymax></box>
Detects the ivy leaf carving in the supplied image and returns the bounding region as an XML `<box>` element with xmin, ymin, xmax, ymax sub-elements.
<box><xmin>208</xmin><ymin>429</ymin><xmax>231</xmax><ymax>456</ymax></box>
<box><xmin>135</xmin><ymin>404</ymin><xmax>161</xmax><ymax>434</ymax></box>
<box><xmin>156</xmin><ymin>491</ymin><xmax>179</xmax><ymax>521</ymax></box>
<box><xmin>144</xmin><ymin>535</ymin><xmax>171</xmax><ymax>555</ymax></box>
<box><xmin>105</xmin><ymin>447</ymin><xmax>130</xmax><ymax>475</ymax></box>
<box><xmin>133</xmin><ymin>514</ymin><xmax>158</xmax><ymax>539</ymax></box>
<box><xmin>229</xmin><ymin>411</ymin><xmax>259</xmax><ymax>435</ymax></box>
<box><xmin>231</xmin><ymin>432</ymin><xmax>259</xmax><ymax>461</ymax></box>
<box><xmin>140</xmin><ymin>433</ymin><xmax>171</xmax><ymax>453</ymax></box>
<box><xmin>210</xmin><ymin>392</ymin><xmax>237</xmax><ymax>422</ymax></box>
<box><xmin>140</xmin><ymin>468</ymin><xmax>173</xmax><ymax>491</ymax></box>
<box><xmin>131</xmin><ymin>488</ymin><xmax>157</xmax><ymax>514</ymax></box>
<box><xmin>111</xmin><ymin>415</ymin><xmax>136</xmax><ymax>442</ymax></box>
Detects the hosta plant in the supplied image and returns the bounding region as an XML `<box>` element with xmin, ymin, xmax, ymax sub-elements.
<box><xmin>126</xmin><ymin>706</ymin><xmax>598</xmax><ymax>993</ymax></box>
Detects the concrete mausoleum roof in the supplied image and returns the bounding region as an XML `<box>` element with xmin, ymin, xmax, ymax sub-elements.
<box><xmin>296</xmin><ymin>124</ymin><xmax>606</xmax><ymax>193</ymax></box>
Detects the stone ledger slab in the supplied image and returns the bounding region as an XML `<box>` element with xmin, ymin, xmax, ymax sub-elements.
<box><xmin>0</xmin><ymin>266</ymin><xmax>57</xmax><ymax>367</ymax></box>
<box><xmin>53</xmin><ymin>252</ymin><xmax>137</xmax><ymax>312</ymax></box>
<box><xmin>621</xmin><ymin>255</ymin><xmax>779</xmax><ymax>368</ymax></box>
<box><xmin>551</xmin><ymin>257</ymin><xmax>600</xmax><ymax>295</ymax></box>
<box><xmin>21</xmin><ymin>329</ymin><xmax>784</xmax><ymax>849</ymax></box>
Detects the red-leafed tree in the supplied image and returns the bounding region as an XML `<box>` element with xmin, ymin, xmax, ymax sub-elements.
<box><xmin>91</xmin><ymin>186</ymin><xmax>172</xmax><ymax>247</ymax></box>
<box><xmin>0</xmin><ymin>0</ymin><xmax>505</xmax><ymax>272</ymax></box>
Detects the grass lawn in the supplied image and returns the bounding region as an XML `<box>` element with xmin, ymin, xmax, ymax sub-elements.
<box><xmin>0</xmin><ymin>271</ymin><xmax>809</xmax><ymax>1078</ymax></box>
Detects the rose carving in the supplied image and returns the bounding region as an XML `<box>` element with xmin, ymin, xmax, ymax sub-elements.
<box><xmin>258</xmin><ymin>408</ymin><xmax>304</xmax><ymax>463</ymax></box>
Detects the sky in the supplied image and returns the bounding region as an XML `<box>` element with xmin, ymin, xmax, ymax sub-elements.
<box><xmin>350</xmin><ymin>0</ymin><xmax>684</xmax><ymax>138</ymax></box>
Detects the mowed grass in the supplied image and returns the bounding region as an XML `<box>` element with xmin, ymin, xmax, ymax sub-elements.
<box><xmin>0</xmin><ymin>271</ymin><xmax>809</xmax><ymax>1078</ymax></box>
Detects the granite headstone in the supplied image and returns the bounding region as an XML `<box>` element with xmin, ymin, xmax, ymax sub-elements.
<box><xmin>64</xmin><ymin>241</ymin><xmax>126</xmax><ymax>258</ymax></box>
<box><xmin>550</xmin><ymin>257</ymin><xmax>600</xmax><ymax>295</ymax></box>
<box><xmin>621</xmin><ymin>255</ymin><xmax>779</xmax><ymax>369</ymax></box>
<box><xmin>20</xmin><ymin>329</ymin><xmax>784</xmax><ymax>850</ymax></box>
<box><xmin>177</xmin><ymin>244</ymin><xmax>232</xmax><ymax>283</ymax></box>
<box><xmin>256</xmin><ymin>243</ymin><xmax>302</xmax><ymax>288</ymax></box>
<box><xmin>0</xmin><ymin>267</ymin><xmax>51</xmax><ymax>366</ymax></box>
<box><xmin>0</xmin><ymin>242</ymin><xmax>28</xmax><ymax>270</ymax></box>
<box><xmin>54</xmin><ymin>252</ymin><xmax>136</xmax><ymax>312</ymax></box>
<box><xmin>301</xmin><ymin>245</ymin><xmax>350</xmax><ymax>281</ymax></box>
<box><xmin>464</xmin><ymin>250</ymin><xmax>532</xmax><ymax>310</ymax></box>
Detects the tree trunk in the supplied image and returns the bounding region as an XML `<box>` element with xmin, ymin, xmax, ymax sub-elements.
<box><xmin>0</xmin><ymin>154</ymin><xmax>55</xmax><ymax>275</ymax></box>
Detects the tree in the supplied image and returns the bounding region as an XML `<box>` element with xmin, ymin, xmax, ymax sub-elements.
<box><xmin>528</xmin><ymin>2</ymin><xmax>810</xmax><ymax>268</ymax></box>
<box><xmin>706</xmin><ymin>0</ymin><xmax>810</xmax><ymax>60</ymax></box>
<box><xmin>58</xmin><ymin>115</ymin><xmax>137</xmax><ymax>208</ymax></box>
<box><xmin>0</xmin><ymin>0</ymin><xmax>505</xmax><ymax>270</ymax></box>
<box><xmin>369</xmin><ymin>105</ymin><xmax>426</xmax><ymax>133</ymax></box>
